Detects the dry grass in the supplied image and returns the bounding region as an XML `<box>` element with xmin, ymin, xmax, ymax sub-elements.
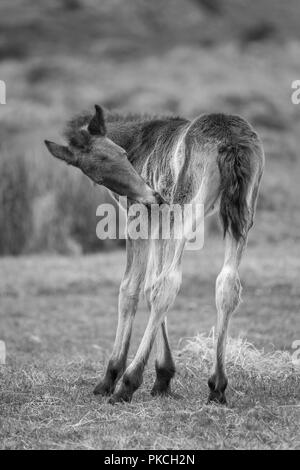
<box><xmin>0</xmin><ymin>242</ymin><xmax>299</xmax><ymax>449</ymax></box>
<box><xmin>181</xmin><ymin>331</ymin><xmax>297</xmax><ymax>380</ymax></box>
<box><xmin>0</xmin><ymin>335</ymin><xmax>299</xmax><ymax>450</ymax></box>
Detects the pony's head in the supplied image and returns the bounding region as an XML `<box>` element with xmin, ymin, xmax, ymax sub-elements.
<box><xmin>45</xmin><ymin>105</ymin><xmax>165</xmax><ymax>205</ymax></box>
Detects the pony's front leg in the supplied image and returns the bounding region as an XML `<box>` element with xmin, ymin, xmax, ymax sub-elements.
<box><xmin>94</xmin><ymin>237</ymin><xmax>149</xmax><ymax>396</ymax></box>
<box><xmin>109</xmin><ymin>258</ymin><xmax>183</xmax><ymax>404</ymax></box>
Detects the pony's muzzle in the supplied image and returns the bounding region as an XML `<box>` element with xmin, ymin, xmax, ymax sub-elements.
<box><xmin>139</xmin><ymin>188</ymin><xmax>168</xmax><ymax>207</ymax></box>
<box><xmin>153</xmin><ymin>191</ymin><xmax>168</xmax><ymax>206</ymax></box>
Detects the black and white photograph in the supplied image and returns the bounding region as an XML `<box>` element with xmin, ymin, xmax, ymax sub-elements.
<box><xmin>0</xmin><ymin>0</ymin><xmax>299</xmax><ymax>452</ymax></box>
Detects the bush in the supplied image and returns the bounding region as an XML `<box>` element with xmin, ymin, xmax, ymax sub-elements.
<box><xmin>0</xmin><ymin>148</ymin><xmax>123</xmax><ymax>255</ymax></box>
<box><xmin>0</xmin><ymin>151</ymin><xmax>33</xmax><ymax>255</ymax></box>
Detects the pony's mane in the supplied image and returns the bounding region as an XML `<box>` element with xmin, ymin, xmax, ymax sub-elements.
<box><xmin>63</xmin><ymin>109</ymin><xmax>185</xmax><ymax>149</ymax></box>
<box><xmin>105</xmin><ymin>111</ymin><xmax>184</xmax><ymax>124</ymax></box>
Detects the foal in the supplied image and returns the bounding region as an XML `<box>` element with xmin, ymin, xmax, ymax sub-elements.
<box><xmin>45</xmin><ymin>105</ymin><xmax>264</xmax><ymax>405</ymax></box>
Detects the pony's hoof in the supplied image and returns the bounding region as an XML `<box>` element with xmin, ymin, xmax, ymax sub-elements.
<box><xmin>93</xmin><ymin>381</ymin><xmax>114</xmax><ymax>396</ymax></box>
<box><xmin>207</xmin><ymin>374</ymin><xmax>228</xmax><ymax>405</ymax></box>
<box><xmin>207</xmin><ymin>390</ymin><xmax>227</xmax><ymax>405</ymax></box>
<box><xmin>152</xmin><ymin>390</ymin><xmax>182</xmax><ymax>400</ymax></box>
<box><xmin>151</xmin><ymin>381</ymin><xmax>169</xmax><ymax>397</ymax></box>
<box><xmin>108</xmin><ymin>389</ymin><xmax>132</xmax><ymax>405</ymax></box>
<box><xmin>151</xmin><ymin>383</ymin><xmax>181</xmax><ymax>399</ymax></box>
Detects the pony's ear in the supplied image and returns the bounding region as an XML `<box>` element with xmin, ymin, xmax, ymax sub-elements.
<box><xmin>44</xmin><ymin>140</ymin><xmax>76</xmax><ymax>165</ymax></box>
<box><xmin>87</xmin><ymin>104</ymin><xmax>106</xmax><ymax>136</ymax></box>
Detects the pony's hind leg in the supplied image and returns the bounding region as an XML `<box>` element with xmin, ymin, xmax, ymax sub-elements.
<box><xmin>207</xmin><ymin>234</ymin><xmax>245</xmax><ymax>404</ymax></box>
<box><xmin>94</xmin><ymin>237</ymin><xmax>149</xmax><ymax>396</ymax></box>
<box><xmin>144</xmin><ymin>242</ymin><xmax>176</xmax><ymax>396</ymax></box>
<box><xmin>208</xmin><ymin>174</ymin><xmax>262</xmax><ymax>405</ymax></box>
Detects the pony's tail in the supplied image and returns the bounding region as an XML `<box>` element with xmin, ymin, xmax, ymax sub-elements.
<box><xmin>217</xmin><ymin>143</ymin><xmax>252</xmax><ymax>241</ymax></box>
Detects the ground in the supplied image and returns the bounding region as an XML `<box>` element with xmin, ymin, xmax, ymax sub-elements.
<box><xmin>0</xmin><ymin>238</ymin><xmax>299</xmax><ymax>450</ymax></box>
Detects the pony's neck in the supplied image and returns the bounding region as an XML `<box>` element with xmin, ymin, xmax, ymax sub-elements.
<box><xmin>105</xmin><ymin>111</ymin><xmax>150</xmax><ymax>153</ymax></box>
<box><xmin>104</xmin><ymin>111</ymin><xmax>189</xmax><ymax>166</ymax></box>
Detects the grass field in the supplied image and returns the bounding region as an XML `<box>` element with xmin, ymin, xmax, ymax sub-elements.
<box><xmin>0</xmin><ymin>238</ymin><xmax>299</xmax><ymax>449</ymax></box>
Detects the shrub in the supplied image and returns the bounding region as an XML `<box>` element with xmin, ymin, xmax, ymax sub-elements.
<box><xmin>0</xmin><ymin>151</ymin><xmax>33</xmax><ymax>255</ymax></box>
